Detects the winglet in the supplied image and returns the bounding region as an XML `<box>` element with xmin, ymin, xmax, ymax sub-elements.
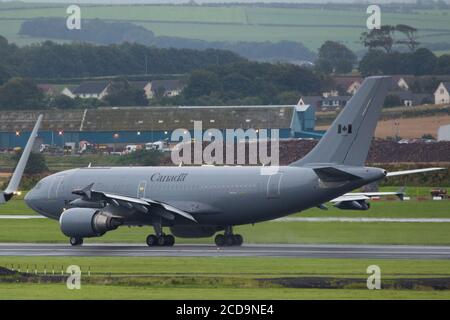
<box><xmin>1</xmin><ymin>114</ymin><xmax>43</xmax><ymax>202</ymax></box>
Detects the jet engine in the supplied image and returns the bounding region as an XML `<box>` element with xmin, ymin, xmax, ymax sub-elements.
<box><xmin>170</xmin><ymin>226</ymin><xmax>217</xmax><ymax>238</ymax></box>
<box><xmin>334</xmin><ymin>200</ymin><xmax>370</xmax><ymax>211</ymax></box>
<box><xmin>59</xmin><ymin>208</ymin><xmax>122</xmax><ymax>238</ymax></box>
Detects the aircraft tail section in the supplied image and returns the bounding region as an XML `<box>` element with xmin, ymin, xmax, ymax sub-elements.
<box><xmin>291</xmin><ymin>76</ymin><xmax>390</xmax><ymax>167</ymax></box>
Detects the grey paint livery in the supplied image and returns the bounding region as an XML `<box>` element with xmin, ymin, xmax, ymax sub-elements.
<box><xmin>22</xmin><ymin>76</ymin><xmax>438</xmax><ymax>245</ymax></box>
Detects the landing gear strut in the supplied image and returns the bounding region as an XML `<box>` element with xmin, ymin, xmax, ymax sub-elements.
<box><xmin>215</xmin><ymin>226</ymin><xmax>243</xmax><ymax>247</ymax></box>
<box><xmin>69</xmin><ymin>237</ymin><xmax>83</xmax><ymax>246</ymax></box>
<box><xmin>146</xmin><ymin>223</ymin><xmax>175</xmax><ymax>247</ymax></box>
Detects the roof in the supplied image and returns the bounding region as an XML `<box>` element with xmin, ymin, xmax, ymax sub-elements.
<box><xmin>151</xmin><ymin>80</ymin><xmax>183</xmax><ymax>92</ymax></box>
<box><xmin>389</xmin><ymin>90</ymin><xmax>413</xmax><ymax>100</ymax></box>
<box><xmin>389</xmin><ymin>91</ymin><xmax>433</xmax><ymax>105</ymax></box>
<box><xmin>295</xmin><ymin>104</ymin><xmax>312</xmax><ymax>112</ymax></box>
<box><xmin>322</xmin><ymin>95</ymin><xmax>351</xmax><ymax>102</ymax></box>
<box><xmin>388</xmin><ymin>75</ymin><xmax>415</xmax><ymax>91</ymax></box>
<box><xmin>441</xmin><ymin>82</ymin><xmax>450</xmax><ymax>93</ymax></box>
<box><xmin>0</xmin><ymin>106</ymin><xmax>299</xmax><ymax>132</ymax></box>
<box><xmin>391</xmin><ymin>75</ymin><xmax>414</xmax><ymax>83</ymax></box>
<box><xmin>0</xmin><ymin>110</ymin><xmax>84</xmax><ymax>132</ymax></box>
<box><xmin>299</xmin><ymin>96</ymin><xmax>322</xmax><ymax>106</ymax></box>
<box><xmin>130</xmin><ymin>81</ymin><xmax>150</xmax><ymax>90</ymax></box>
<box><xmin>72</xmin><ymin>81</ymin><xmax>110</xmax><ymax>95</ymax></box>
<box><xmin>37</xmin><ymin>84</ymin><xmax>56</xmax><ymax>93</ymax></box>
<box><xmin>332</xmin><ymin>76</ymin><xmax>363</xmax><ymax>90</ymax></box>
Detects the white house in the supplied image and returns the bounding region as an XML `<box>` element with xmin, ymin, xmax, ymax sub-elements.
<box><xmin>130</xmin><ymin>81</ymin><xmax>153</xmax><ymax>99</ymax></box>
<box><xmin>332</xmin><ymin>76</ymin><xmax>363</xmax><ymax>95</ymax></box>
<box><xmin>434</xmin><ymin>82</ymin><xmax>450</xmax><ymax>105</ymax></box>
<box><xmin>438</xmin><ymin>124</ymin><xmax>450</xmax><ymax>141</ymax></box>
<box><xmin>61</xmin><ymin>87</ymin><xmax>75</xmax><ymax>99</ymax></box>
<box><xmin>148</xmin><ymin>80</ymin><xmax>183</xmax><ymax>99</ymax></box>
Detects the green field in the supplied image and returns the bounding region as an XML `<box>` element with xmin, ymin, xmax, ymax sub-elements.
<box><xmin>0</xmin><ymin>191</ymin><xmax>449</xmax><ymax>299</ymax></box>
<box><xmin>0</xmin><ymin>188</ymin><xmax>447</xmax><ymax>216</ymax></box>
<box><xmin>0</xmin><ymin>199</ymin><xmax>449</xmax><ymax>245</ymax></box>
<box><xmin>1</xmin><ymin>3</ymin><xmax>450</xmax><ymax>51</ymax></box>
<box><xmin>2</xmin><ymin>257</ymin><xmax>450</xmax><ymax>299</ymax></box>
<box><xmin>0</xmin><ymin>189</ymin><xmax>449</xmax><ymax>245</ymax></box>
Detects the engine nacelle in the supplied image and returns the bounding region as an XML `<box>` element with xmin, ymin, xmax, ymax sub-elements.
<box><xmin>59</xmin><ymin>208</ymin><xmax>122</xmax><ymax>238</ymax></box>
<box><xmin>170</xmin><ymin>226</ymin><xmax>217</xmax><ymax>238</ymax></box>
<box><xmin>335</xmin><ymin>200</ymin><xmax>370</xmax><ymax>211</ymax></box>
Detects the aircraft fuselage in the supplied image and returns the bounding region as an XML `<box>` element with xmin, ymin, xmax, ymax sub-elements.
<box><xmin>25</xmin><ymin>165</ymin><xmax>385</xmax><ymax>226</ymax></box>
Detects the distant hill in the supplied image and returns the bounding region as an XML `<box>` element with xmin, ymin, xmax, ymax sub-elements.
<box><xmin>19</xmin><ymin>18</ymin><xmax>317</xmax><ymax>64</ymax></box>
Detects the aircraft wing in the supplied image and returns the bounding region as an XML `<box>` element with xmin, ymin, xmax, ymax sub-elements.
<box><xmin>72</xmin><ymin>187</ymin><xmax>197</xmax><ymax>222</ymax></box>
<box><xmin>386</xmin><ymin>168</ymin><xmax>445</xmax><ymax>177</ymax></box>
<box><xmin>331</xmin><ymin>188</ymin><xmax>405</xmax><ymax>203</ymax></box>
<box><xmin>331</xmin><ymin>194</ymin><xmax>370</xmax><ymax>203</ymax></box>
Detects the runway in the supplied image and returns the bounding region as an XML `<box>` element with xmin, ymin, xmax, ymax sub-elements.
<box><xmin>3</xmin><ymin>215</ymin><xmax>450</xmax><ymax>223</ymax></box>
<box><xmin>1</xmin><ymin>243</ymin><xmax>450</xmax><ymax>259</ymax></box>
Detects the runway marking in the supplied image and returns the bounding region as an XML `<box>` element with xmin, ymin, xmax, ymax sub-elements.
<box><xmin>1</xmin><ymin>244</ymin><xmax>450</xmax><ymax>259</ymax></box>
<box><xmin>0</xmin><ymin>215</ymin><xmax>44</xmax><ymax>219</ymax></box>
<box><xmin>2</xmin><ymin>215</ymin><xmax>450</xmax><ymax>223</ymax></box>
<box><xmin>275</xmin><ymin>217</ymin><xmax>450</xmax><ymax>223</ymax></box>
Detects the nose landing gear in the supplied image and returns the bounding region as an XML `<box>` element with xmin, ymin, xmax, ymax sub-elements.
<box><xmin>214</xmin><ymin>226</ymin><xmax>243</xmax><ymax>247</ymax></box>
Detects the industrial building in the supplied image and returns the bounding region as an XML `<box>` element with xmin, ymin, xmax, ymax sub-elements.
<box><xmin>0</xmin><ymin>104</ymin><xmax>322</xmax><ymax>149</ymax></box>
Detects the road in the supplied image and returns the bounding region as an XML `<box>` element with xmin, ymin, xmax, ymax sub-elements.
<box><xmin>1</xmin><ymin>243</ymin><xmax>450</xmax><ymax>259</ymax></box>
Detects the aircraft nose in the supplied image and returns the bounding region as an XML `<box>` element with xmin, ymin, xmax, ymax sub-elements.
<box><xmin>24</xmin><ymin>189</ymin><xmax>37</xmax><ymax>210</ymax></box>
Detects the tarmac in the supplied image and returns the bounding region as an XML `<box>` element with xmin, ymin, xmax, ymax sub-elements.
<box><xmin>1</xmin><ymin>243</ymin><xmax>450</xmax><ymax>259</ymax></box>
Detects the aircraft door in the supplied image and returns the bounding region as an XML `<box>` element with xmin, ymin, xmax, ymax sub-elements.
<box><xmin>266</xmin><ymin>173</ymin><xmax>283</xmax><ymax>199</ymax></box>
<box><xmin>137</xmin><ymin>180</ymin><xmax>147</xmax><ymax>198</ymax></box>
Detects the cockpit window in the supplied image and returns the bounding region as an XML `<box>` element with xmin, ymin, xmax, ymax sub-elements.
<box><xmin>34</xmin><ymin>182</ymin><xmax>42</xmax><ymax>190</ymax></box>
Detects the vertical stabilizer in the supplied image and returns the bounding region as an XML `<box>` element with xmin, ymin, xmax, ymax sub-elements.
<box><xmin>291</xmin><ymin>76</ymin><xmax>390</xmax><ymax>167</ymax></box>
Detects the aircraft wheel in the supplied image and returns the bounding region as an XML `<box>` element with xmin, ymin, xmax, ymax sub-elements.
<box><xmin>165</xmin><ymin>235</ymin><xmax>175</xmax><ymax>246</ymax></box>
<box><xmin>146</xmin><ymin>235</ymin><xmax>158</xmax><ymax>247</ymax></box>
<box><xmin>157</xmin><ymin>235</ymin><xmax>167</xmax><ymax>246</ymax></box>
<box><xmin>215</xmin><ymin>234</ymin><xmax>225</xmax><ymax>247</ymax></box>
<box><xmin>225</xmin><ymin>235</ymin><xmax>235</xmax><ymax>246</ymax></box>
<box><xmin>70</xmin><ymin>237</ymin><xmax>83</xmax><ymax>246</ymax></box>
<box><xmin>233</xmin><ymin>234</ymin><xmax>243</xmax><ymax>246</ymax></box>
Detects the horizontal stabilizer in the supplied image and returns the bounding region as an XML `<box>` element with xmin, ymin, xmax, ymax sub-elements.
<box><xmin>1</xmin><ymin>114</ymin><xmax>43</xmax><ymax>204</ymax></box>
<box><xmin>386</xmin><ymin>168</ymin><xmax>445</xmax><ymax>177</ymax></box>
<box><xmin>313</xmin><ymin>167</ymin><xmax>362</xmax><ymax>182</ymax></box>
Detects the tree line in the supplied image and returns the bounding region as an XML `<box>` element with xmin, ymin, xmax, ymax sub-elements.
<box><xmin>152</xmin><ymin>61</ymin><xmax>324</xmax><ymax>106</ymax></box>
<box><xmin>0</xmin><ymin>35</ymin><xmax>244</xmax><ymax>79</ymax></box>
<box><xmin>357</xmin><ymin>24</ymin><xmax>450</xmax><ymax>76</ymax></box>
<box><xmin>19</xmin><ymin>18</ymin><xmax>316</xmax><ymax>64</ymax></box>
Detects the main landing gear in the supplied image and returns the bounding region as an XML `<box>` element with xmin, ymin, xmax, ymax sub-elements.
<box><xmin>146</xmin><ymin>223</ymin><xmax>175</xmax><ymax>247</ymax></box>
<box><xmin>146</xmin><ymin>234</ymin><xmax>175</xmax><ymax>247</ymax></box>
<box><xmin>69</xmin><ymin>237</ymin><xmax>83</xmax><ymax>246</ymax></box>
<box><xmin>214</xmin><ymin>226</ymin><xmax>243</xmax><ymax>247</ymax></box>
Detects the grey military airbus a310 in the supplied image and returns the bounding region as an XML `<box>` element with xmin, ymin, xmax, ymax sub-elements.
<box><xmin>3</xmin><ymin>76</ymin><xmax>443</xmax><ymax>247</ymax></box>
